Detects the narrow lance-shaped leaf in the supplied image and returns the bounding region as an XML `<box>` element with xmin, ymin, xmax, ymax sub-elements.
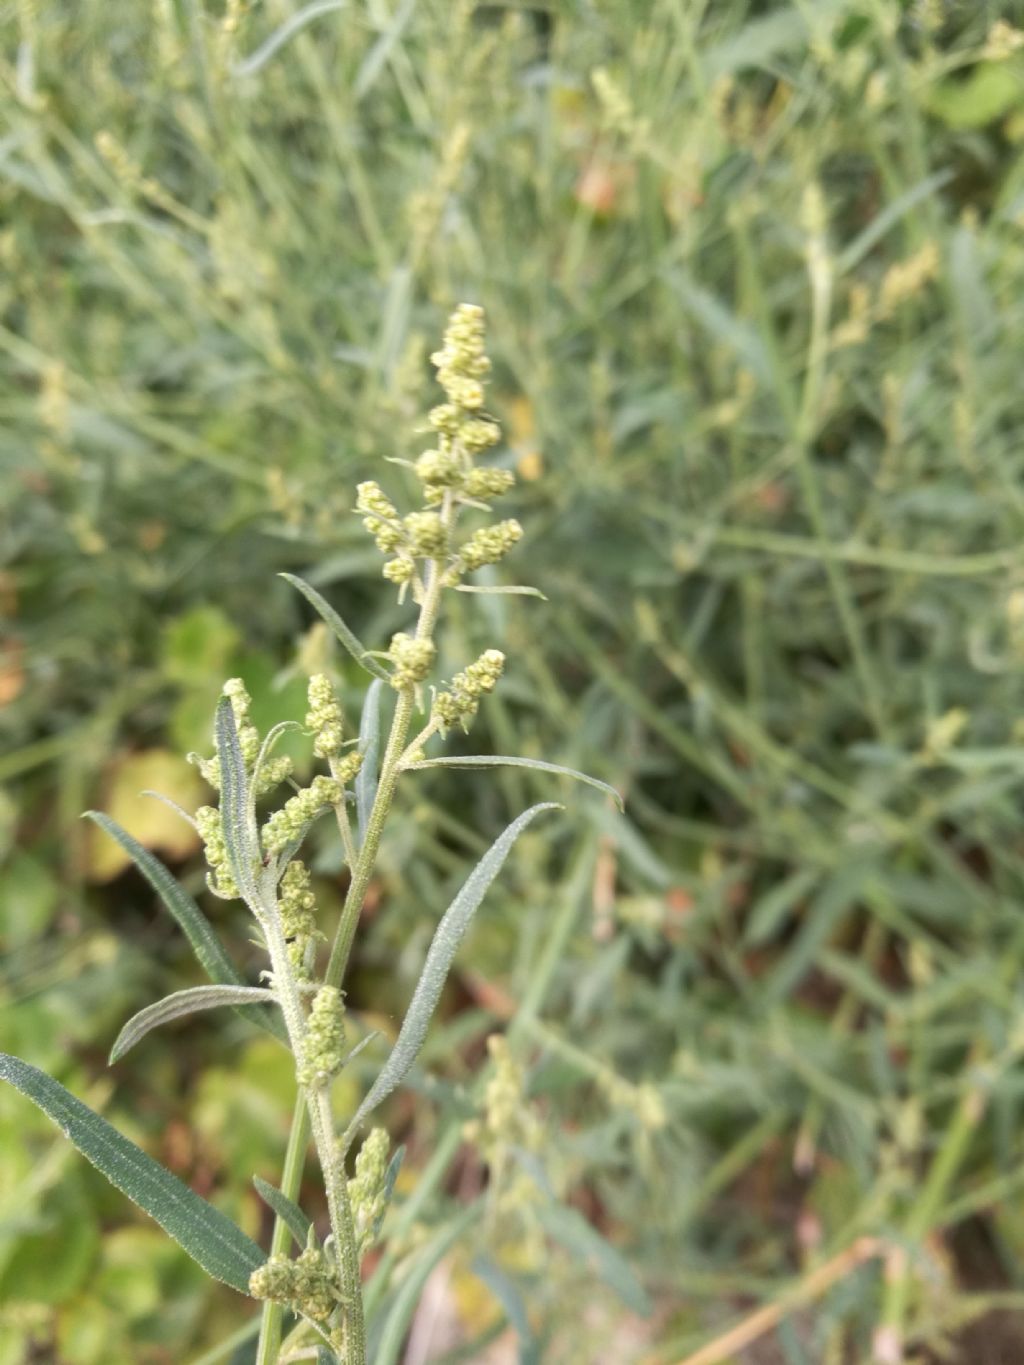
<box><xmin>345</xmin><ymin>803</ymin><xmax>560</xmax><ymax>1138</ymax></box>
<box><xmin>252</xmin><ymin>1175</ymin><xmax>312</xmax><ymax>1249</ymax></box>
<box><xmin>403</xmin><ymin>755</ymin><xmax>623</xmax><ymax>811</ymax></box>
<box><xmin>371</xmin><ymin>1207</ymin><xmax>478</xmax><ymax>1365</ymax></box>
<box><xmin>356</xmin><ymin>678</ymin><xmax>383</xmax><ymax>845</ymax></box>
<box><xmin>454</xmin><ymin>584</ymin><xmax>547</xmax><ymax>600</ymax></box>
<box><xmin>280</xmin><ymin>573</ymin><xmax>390</xmax><ymax>681</ymax></box>
<box><xmin>537</xmin><ymin>1201</ymin><xmax>651</xmax><ymax>1317</ymax></box>
<box><xmin>110</xmin><ymin>986</ymin><xmax>278</xmax><ymax>1064</ymax></box>
<box><xmin>0</xmin><ymin>1053</ymin><xmax>264</xmax><ymax>1293</ymax></box>
<box><xmin>470</xmin><ymin>1254</ymin><xmax>539</xmax><ymax>1364</ymax></box>
<box><xmin>371</xmin><ymin>1145</ymin><xmax>405</xmax><ymax>1243</ymax></box>
<box><xmin>83</xmin><ymin>813</ymin><xmax>286</xmax><ymax>1046</ymax></box>
<box><xmin>215</xmin><ymin>698</ymin><xmax>259</xmax><ymax>903</ymax></box>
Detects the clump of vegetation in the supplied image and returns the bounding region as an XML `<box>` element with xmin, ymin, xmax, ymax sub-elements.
<box><xmin>1</xmin><ymin>307</ymin><xmax>615</xmax><ymax>1364</ymax></box>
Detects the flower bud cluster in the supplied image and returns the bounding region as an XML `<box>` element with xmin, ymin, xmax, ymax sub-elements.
<box><xmin>448</xmin><ymin>519</ymin><xmax>523</xmax><ymax>578</ymax></box>
<box><xmin>463</xmin><ymin>1036</ymin><xmax>543</xmax><ymax>1180</ymax></box>
<box><xmin>298</xmin><ymin>985</ymin><xmax>345</xmax><ymax>1089</ymax></box>
<box><xmin>306</xmin><ymin>673</ymin><xmax>344</xmax><ymax>759</ymax></box>
<box><xmin>387</xmin><ymin>632</ymin><xmax>436</xmax><ymax>691</ymax></box>
<box><xmin>348</xmin><ymin>1127</ymin><xmax>390</xmax><ymax>1254</ymax></box>
<box><xmin>403</xmin><ymin>511</ymin><xmax>448</xmax><ymax>557</ymax></box>
<box><xmin>279</xmin><ymin>859</ymin><xmax>323</xmax><ymax>976</ymax></box>
<box><xmin>430</xmin><ymin>302</ymin><xmax>490</xmax><ymax>409</ymax></box>
<box><xmin>432</xmin><ymin>650</ymin><xmax>505</xmax><ymax>733</ymax></box>
<box><xmin>261</xmin><ymin>774</ymin><xmax>346</xmax><ymax>857</ymax></box>
<box><xmin>191</xmin><ymin>679</ymin><xmax>293</xmax><ymax>796</ymax></box>
<box><xmin>355</xmin><ymin>481</ymin><xmax>402</xmax><ymax>555</ymax></box>
<box><xmin>195</xmin><ymin>804</ymin><xmax>238</xmax><ymax>900</ymax></box>
<box><xmin>248</xmin><ymin>1247</ymin><xmax>339</xmax><ymax>1324</ymax></box>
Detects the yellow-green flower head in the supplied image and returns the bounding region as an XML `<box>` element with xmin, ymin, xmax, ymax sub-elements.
<box><xmin>348</xmin><ymin>1127</ymin><xmax>390</xmax><ymax>1254</ymax></box>
<box><xmin>306</xmin><ymin>673</ymin><xmax>343</xmax><ymax>759</ymax></box>
<box><xmin>415</xmin><ymin>448</ymin><xmax>463</xmax><ymax>488</ymax></box>
<box><xmin>460</xmin><ymin>418</ymin><xmax>501</xmax><ymax>453</ymax></box>
<box><xmin>195</xmin><ymin>804</ymin><xmax>238</xmax><ymax>899</ymax></box>
<box><xmin>387</xmin><ymin>632</ymin><xmax>436</xmax><ymax>690</ymax></box>
<box><xmin>453</xmin><ymin>519</ymin><xmax>523</xmax><ymax>574</ymax></box>
<box><xmin>253</xmin><ymin>754</ymin><xmax>293</xmax><ymax>798</ymax></box>
<box><xmin>432</xmin><ymin>650</ymin><xmax>505</xmax><ymax>733</ymax></box>
<box><xmin>465</xmin><ymin>467</ymin><xmax>515</xmax><ymax>500</ymax></box>
<box><xmin>293</xmin><ymin>1247</ymin><xmax>338</xmax><ymax>1322</ymax></box>
<box><xmin>279</xmin><ymin>859</ymin><xmax>322</xmax><ymax>976</ymax></box>
<box><xmin>249</xmin><ymin>1254</ymin><xmax>297</xmax><ymax>1303</ymax></box>
<box><xmin>298</xmin><ymin>985</ymin><xmax>345</xmax><ymax>1089</ymax></box>
<box><xmin>191</xmin><ymin>677</ymin><xmax>262</xmax><ymax>789</ymax></box>
<box><xmin>262</xmin><ymin>774</ymin><xmax>344</xmax><ymax>857</ymax></box>
<box><xmin>356</xmin><ymin>481</ymin><xmax>404</xmax><ymax>554</ymax></box>
<box><xmin>382</xmin><ymin>555</ymin><xmax>416</xmax><ymax>585</ymax></box>
<box><xmin>355</xmin><ymin>481</ymin><xmax>397</xmax><ymax>520</ymax></box>
<box><xmin>403</xmin><ymin>511</ymin><xmax>448</xmax><ymax>558</ymax></box>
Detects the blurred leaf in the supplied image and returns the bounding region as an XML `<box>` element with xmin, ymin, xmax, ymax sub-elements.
<box><xmin>927</xmin><ymin>60</ymin><xmax>1024</xmax><ymax>129</ymax></box>
<box><xmin>0</xmin><ymin>851</ymin><xmax>59</xmax><ymax>949</ymax></box>
<box><xmin>405</xmin><ymin>755</ymin><xmax>621</xmax><ymax>808</ymax></box>
<box><xmin>537</xmin><ymin>1202</ymin><xmax>651</xmax><ymax>1318</ymax></box>
<box><xmin>83</xmin><ymin>751</ymin><xmax>204</xmax><ymax>882</ymax></box>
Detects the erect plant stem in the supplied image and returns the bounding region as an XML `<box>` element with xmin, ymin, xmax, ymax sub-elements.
<box><xmin>261</xmin><ymin>508</ymin><xmax>455</xmax><ymax>1364</ymax></box>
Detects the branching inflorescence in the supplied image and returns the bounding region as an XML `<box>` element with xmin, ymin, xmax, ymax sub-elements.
<box><xmin>2</xmin><ymin>305</ymin><xmax>619</xmax><ymax>1365</ymax></box>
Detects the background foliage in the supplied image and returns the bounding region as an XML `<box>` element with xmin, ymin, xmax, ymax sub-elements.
<box><xmin>4</xmin><ymin>0</ymin><xmax>1024</xmax><ymax>1360</ymax></box>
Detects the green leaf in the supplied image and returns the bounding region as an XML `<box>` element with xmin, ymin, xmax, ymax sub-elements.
<box><xmin>280</xmin><ymin>573</ymin><xmax>390</xmax><ymax>681</ymax></box>
<box><xmin>0</xmin><ymin>1054</ymin><xmax>264</xmax><ymax>1294</ymax></box>
<box><xmin>372</xmin><ymin>1145</ymin><xmax>405</xmax><ymax>1243</ymax></box>
<box><xmin>317</xmin><ymin>1350</ymin><xmax>339</xmax><ymax>1365</ymax></box>
<box><xmin>537</xmin><ymin>1201</ymin><xmax>651</xmax><ymax>1317</ymax></box>
<box><xmin>454</xmin><ymin>584</ymin><xmax>547</xmax><ymax>600</ymax></box>
<box><xmin>926</xmin><ymin>60</ymin><xmax>1024</xmax><ymax>130</ymax></box>
<box><xmin>404</xmin><ymin>755</ymin><xmax>623</xmax><ymax>810</ymax></box>
<box><xmin>84</xmin><ymin>812</ymin><xmax>286</xmax><ymax>1046</ymax></box>
<box><xmin>82</xmin><ymin>813</ymin><xmax>231</xmax><ymax>979</ymax></box>
<box><xmin>469</xmin><ymin>1254</ymin><xmax>538</xmax><ymax>1363</ymax></box>
<box><xmin>346</xmin><ymin>803</ymin><xmax>560</xmax><ymax>1138</ymax></box>
<box><xmin>110</xmin><ymin>986</ymin><xmax>278</xmax><ymax>1063</ymax></box>
<box><xmin>356</xmin><ymin>678</ymin><xmax>384</xmax><ymax>844</ymax></box>
<box><xmin>215</xmin><ymin>698</ymin><xmax>259</xmax><ymax>902</ymax></box>
<box><xmin>232</xmin><ymin>0</ymin><xmax>347</xmax><ymax>79</ymax></box>
<box><xmin>371</xmin><ymin>1207</ymin><xmax>477</xmax><ymax>1365</ymax></box>
<box><xmin>252</xmin><ymin>1176</ymin><xmax>311</xmax><ymax>1249</ymax></box>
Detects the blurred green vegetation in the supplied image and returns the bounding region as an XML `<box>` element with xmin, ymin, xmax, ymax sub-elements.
<box><xmin>5</xmin><ymin>0</ymin><xmax>1024</xmax><ymax>1360</ymax></box>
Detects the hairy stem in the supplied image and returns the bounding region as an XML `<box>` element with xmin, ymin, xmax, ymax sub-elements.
<box><xmin>308</xmin><ymin>1089</ymin><xmax>364</xmax><ymax>1358</ymax></box>
<box><xmin>265</xmin><ymin>506</ymin><xmax>456</xmax><ymax>1363</ymax></box>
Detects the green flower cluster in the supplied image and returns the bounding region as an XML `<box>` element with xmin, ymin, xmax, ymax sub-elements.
<box><xmin>386</xmin><ymin>632</ymin><xmax>436</xmax><ymax>691</ymax></box>
<box><xmin>347</xmin><ymin>1127</ymin><xmax>390</xmax><ymax>1255</ymax></box>
<box><xmin>262</xmin><ymin>773</ymin><xmax>351</xmax><ymax>858</ymax></box>
<box><xmin>306</xmin><ymin>673</ymin><xmax>344</xmax><ymax>759</ymax></box>
<box><xmin>356</xmin><ymin>305</ymin><xmax>521</xmax><ymax>595</ymax></box>
<box><xmin>446</xmin><ymin>519</ymin><xmax>523</xmax><ymax>579</ymax></box>
<box><xmin>279</xmin><ymin>859</ymin><xmax>323</xmax><ymax>976</ymax></box>
<box><xmin>298</xmin><ymin>984</ymin><xmax>346</xmax><ymax>1089</ymax></box>
<box><xmin>192</xmin><ymin>678</ymin><xmax>292</xmax><ymax>796</ymax></box>
<box><xmin>194</xmin><ymin>804</ymin><xmax>237</xmax><ymax>900</ymax></box>
<box><xmin>432</xmin><ymin>649</ymin><xmax>505</xmax><ymax>733</ymax></box>
<box><xmin>249</xmin><ymin>1246</ymin><xmax>340</xmax><ymax>1324</ymax></box>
